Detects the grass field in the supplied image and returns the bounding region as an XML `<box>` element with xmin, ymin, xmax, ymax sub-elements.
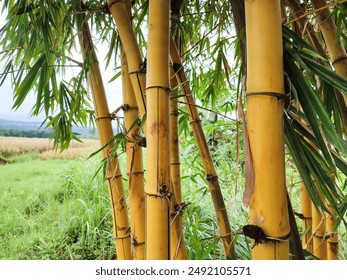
<box><xmin>0</xmin><ymin>137</ymin><xmax>115</xmax><ymax>260</ymax></box>
<box><xmin>0</xmin><ymin>136</ymin><xmax>346</xmax><ymax>260</ymax></box>
<box><xmin>0</xmin><ymin>136</ymin><xmax>230</xmax><ymax>260</ymax></box>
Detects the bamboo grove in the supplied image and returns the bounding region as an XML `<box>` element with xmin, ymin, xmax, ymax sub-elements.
<box><xmin>0</xmin><ymin>0</ymin><xmax>347</xmax><ymax>260</ymax></box>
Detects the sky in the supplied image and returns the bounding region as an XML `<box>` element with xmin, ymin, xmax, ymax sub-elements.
<box><xmin>0</xmin><ymin>12</ymin><xmax>123</xmax><ymax>122</ymax></box>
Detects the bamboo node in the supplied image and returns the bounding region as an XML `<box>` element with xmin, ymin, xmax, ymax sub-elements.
<box><xmin>95</xmin><ymin>114</ymin><xmax>113</xmax><ymax>121</ymax></box>
<box><xmin>170</xmin><ymin>108</ymin><xmax>179</xmax><ymax>116</ymax></box>
<box><xmin>108</xmin><ymin>0</ymin><xmax>122</xmax><ymax>10</ymax></box>
<box><xmin>114</xmin><ymin>234</ymin><xmax>131</xmax><ymax>240</ymax></box>
<box><xmin>236</xmin><ymin>225</ymin><xmax>291</xmax><ymax>249</ymax></box>
<box><xmin>324</xmin><ymin>232</ymin><xmax>336</xmax><ymax>240</ymax></box>
<box><xmin>219</xmin><ymin>232</ymin><xmax>233</xmax><ymax>239</ymax></box>
<box><xmin>294</xmin><ymin>211</ymin><xmax>305</xmax><ymax>219</ymax></box>
<box><xmin>189</xmin><ymin>119</ymin><xmax>202</xmax><ymax>125</ymax></box>
<box><xmin>139</xmin><ymin>59</ymin><xmax>147</xmax><ymax>73</ymax></box>
<box><xmin>145</xmin><ymin>185</ymin><xmax>173</xmax><ymax>202</ymax></box>
<box><xmin>111</xmin><ymin>104</ymin><xmax>138</xmax><ymax>118</ymax></box>
<box><xmin>131</xmin><ymin>235</ymin><xmax>145</xmax><ymax>247</ymax></box>
<box><xmin>246</xmin><ymin>91</ymin><xmax>289</xmax><ymax>101</ymax></box>
<box><xmin>332</xmin><ymin>55</ymin><xmax>347</xmax><ymax>65</ymax></box>
<box><xmin>171</xmin><ymin>202</ymin><xmax>190</xmax><ymax>216</ymax></box>
<box><xmin>106</xmin><ymin>174</ymin><xmax>123</xmax><ymax>181</ymax></box>
<box><xmin>130</xmin><ymin>133</ymin><xmax>146</xmax><ymax>147</ymax></box>
<box><xmin>122</xmin><ymin>104</ymin><xmax>138</xmax><ymax>112</ymax></box>
<box><xmin>206</xmin><ymin>174</ymin><xmax>218</xmax><ymax>182</ymax></box>
<box><xmin>126</xmin><ymin>171</ymin><xmax>144</xmax><ymax>176</ymax></box>
<box><xmin>172</xmin><ymin>62</ymin><xmax>182</xmax><ymax>73</ymax></box>
<box><xmin>146</xmin><ymin>85</ymin><xmax>171</xmax><ymax>92</ymax></box>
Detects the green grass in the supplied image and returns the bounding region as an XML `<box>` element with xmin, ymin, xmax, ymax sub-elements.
<box><xmin>0</xmin><ymin>155</ymin><xmax>115</xmax><ymax>260</ymax></box>
<box><xmin>1</xmin><ymin>145</ymin><xmax>345</xmax><ymax>260</ymax></box>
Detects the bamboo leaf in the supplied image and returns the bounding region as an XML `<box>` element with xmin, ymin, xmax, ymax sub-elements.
<box><xmin>301</xmin><ymin>56</ymin><xmax>347</xmax><ymax>94</ymax></box>
<box><xmin>285</xmin><ymin>55</ymin><xmax>344</xmax><ymax>164</ymax></box>
<box><xmin>13</xmin><ymin>55</ymin><xmax>45</xmax><ymax>110</ymax></box>
<box><xmin>284</xmin><ymin>115</ymin><xmax>327</xmax><ymax>212</ymax></box>
<box><xmin>108</xmin><ymin>70</ymin><xmax>122</xmax><ymax>83</ymax></box>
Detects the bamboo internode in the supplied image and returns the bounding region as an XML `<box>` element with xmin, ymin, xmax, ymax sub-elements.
<box><xmin>311</xmin><ymin>202</ymin><xmax>327</xmax><ymax>259</ymax></box>
<box><xmin>108</xmin><ymin>0</ymin><xmax>147</xmax><ymax>124</ymax></box>
<box><xmin>300</xmin><ymin>183</ymin><xmax>313</xmax><ymax>253</ymax></box>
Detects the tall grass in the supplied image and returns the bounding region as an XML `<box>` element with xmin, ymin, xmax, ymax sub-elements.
<box><xmin>0</xmin><ymin>154</ymin><xmax>116</xmax><ymax>260</ymax></box>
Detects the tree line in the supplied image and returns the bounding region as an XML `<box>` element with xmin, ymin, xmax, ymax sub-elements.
<box><xmin>1</xmin><ymin>129</ymin><xmax>52</xmax><ymax>138</ymax></box>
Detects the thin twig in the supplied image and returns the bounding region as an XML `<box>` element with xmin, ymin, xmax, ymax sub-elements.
<box><xmin>285</xmin><ymin>0</ymin><xmax>347</xmax><ymax>26</ymax></box>
<box><xmin>183</xmin><ymin>12</ymin><xmax>232</xmax><ymax>56</ymax></box>
<box><xmin>56</xmin><ymin>53</ymin><xmax>84</xmax><ymax>67</ymax></box>
<box><xmin>175</xmin><ymin>99</ymin><xmax>239</xmax><ymax>122</ymax></box>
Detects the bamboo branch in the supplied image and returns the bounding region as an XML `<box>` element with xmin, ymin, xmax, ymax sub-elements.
<box><xmin>285</xmin><ymin>0</ymin><xmax>347</xmax><ymax>26</ymax></box>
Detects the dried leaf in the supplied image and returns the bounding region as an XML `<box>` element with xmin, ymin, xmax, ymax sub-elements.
<box><xmin>238</xmin><ymin>97</ymin><xmax>254</xmax><ymax>207</ymax></box>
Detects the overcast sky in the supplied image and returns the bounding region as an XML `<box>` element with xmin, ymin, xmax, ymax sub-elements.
<box><xmin>0</xmin><ymin>12</ymin><xmax>122</xmax><ymax>122</ymax></box>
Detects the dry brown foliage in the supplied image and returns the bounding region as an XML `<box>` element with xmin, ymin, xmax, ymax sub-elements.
<box><xmin>0</xmin><ymin>136</ymin><xmax>99</xmax><ymax>159</ymax></box>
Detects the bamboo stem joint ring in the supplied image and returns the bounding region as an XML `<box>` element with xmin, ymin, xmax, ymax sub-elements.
<box><xmin>146</xmin><ymin>86</ymin><xmax>171</xmax><ymax>92</ymax></box>
<box><xmin>246</xmin><ymin>91</ymin><xmax>288</xmax><ymax>101</ymax></box>
<box><xmin>332</xmin><ymin>55</ymin><xmax>347</xmax><ymax>65</ymax></box>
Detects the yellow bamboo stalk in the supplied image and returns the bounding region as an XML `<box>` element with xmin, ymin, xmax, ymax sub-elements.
<box><xmin>170</xmin><ymin>38</ymin><xmax>236</xmax><ymax>260</ymax></box>
<box><xmin>312</xmin><ymin>0</ymin><xmax>347</xmax><ymax>80</ymax></box>
<box><xmin>145</xmin><ymin>0</ymin><xmax>171</xmax><ymax>260</ymax></box>
<box><xmin>169</xmin><ymin>0</ymin><xmax>187</xmax><ymax>260</ymax></box>
<box><xmin>108</xmin><ymin>0</ymin><xmax>147</xmax><ymax>125</ymax></box>
<box><xmin>311</xmin><ymin>202</ymin><xmax>327</xmax><ymax>259</ymax></box>
<box><xmin>76</xmin><ymin>14</ymin><xmax>131</xmax><ymax>259</ymax></box>
<box><xmin>121</xmin><ymin>50</ymin><xmax>145</xmax><ymax>260</ymax></box>
<box><xmin>326</xmin><ymin>203</ymin><xmax>338</xmax><ymax>260</ymax></box>
<box><xmin>311</xmin><ymin>0</ymin><xmax>347</xmax><ymax>133</ymax></box>
<box><xmin>284</xmin><ymin>0</ymin><xmax>327</xmax><ymax>58</ymax></box>
<box><xmin>300</xmin><ymin>182</ymin><xmax>313</xmax><ymax>253</ymax></box>
<box><xmin>245</xmin><ymin>0</ymin><xmax>290</xmax><ymax>259</ymax></box>
<box><xmin>169</xmin><ymin>65</ymin><xmax>187</xmax><ymax>260</ymax></box>
<box><xmin>311</xmin><ymin>2</ymin><xmax>344</xmax><ymax>252</ymax></box>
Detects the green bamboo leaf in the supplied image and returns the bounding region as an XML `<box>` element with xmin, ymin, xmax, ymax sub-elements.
<box><xmin>301</xmin><ymin>56</ymin><xmax>347</xmax><ymax>93</ymax></box>
<box><xmin>284</xmin><ymin>115</ymin><xmax>324</xmax><ymax>211</ymax></box>
<box><xmin>108</xmin><ymin>70</ymin><xmax>122</xmax><ymax>83</ymax></box>
<box><xmin>299</xmin><ymin>48</ymin><xmax>327</xmax><ymax>61</ymax></box>
<box><xmin>285</xmin><ymin>114</ymin><xmax>345</xmax><ymax>222</ymax></box>
<box><xmin>289</xmin><ymin>112</ymin><xmax>347</xmax><ymax>177</ymax></box>
<box><xmin>282</xmin><ymin>26</ymin><xmax>313</xmax><ymax>50</ymax></box>
<box><xmin>13</xmin><ymin>54</ymin><xmax>45</xmax><ymax>109</ymax></box>
<box><xmin>285</xmin><ymin>54</ymin><xmax>345</xmax><ymax>158</ymax></box>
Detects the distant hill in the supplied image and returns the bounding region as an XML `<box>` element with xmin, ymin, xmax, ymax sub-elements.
<box><xmin>0</xmin><ymin>118</ymin><xmax>97</xmax><ymax>137</ymax></box>
<box><xmin>0</xmin><ymin>118</ymin><xmax>46</xmax><ymax>131</ymax></box>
